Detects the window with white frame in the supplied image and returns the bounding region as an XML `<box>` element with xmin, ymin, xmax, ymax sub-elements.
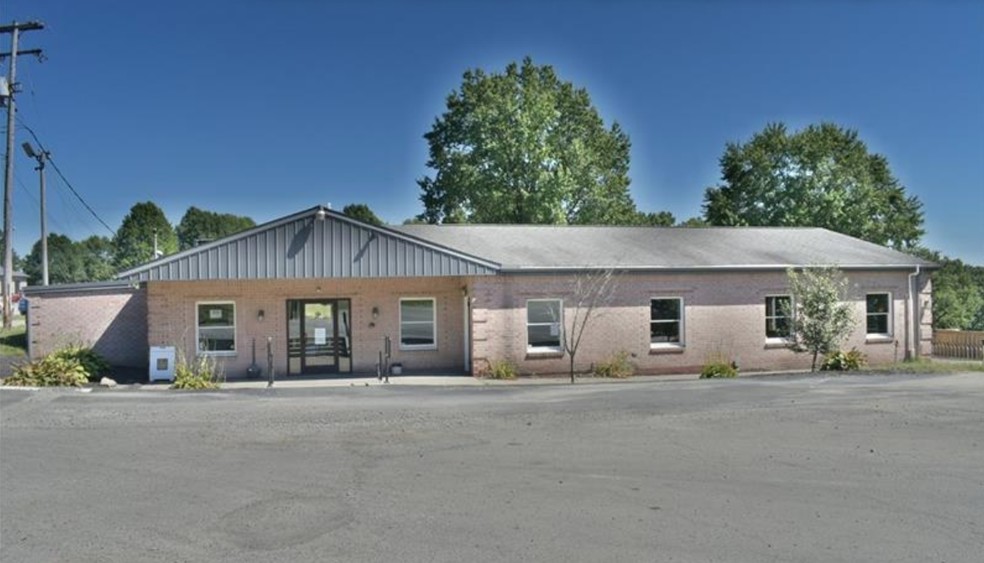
<box><xmin>650</xmin><ymin>298</ymin><xmax>683</xmax><ymax>347</ymax></box>
<box><xmin>197</xmin><ymin>302</ymin><xmax>236</xmax><ymax>353</ymax></box>
<box><xmin>527</xmin><ymin>299</ymin><xmax>563</xmax><ymax>352</ymax></box>
<box><xmin>765</xmin><ymin>295</ymin><xmax>793</xmax><ymax>340</ymax></box>
<box><xmin>866</xmin><ymin>293</ymin><xmax>892</xmax><ymax>336</ymax></box>
<box><xmin>400</xmin><ymin>298</ymin><xmax>436</xmax><ymax>349</ymax></box>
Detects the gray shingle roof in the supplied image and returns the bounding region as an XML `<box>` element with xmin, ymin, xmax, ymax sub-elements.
<box><xmin>394</xmin><ymin>225</ymin><xmax>934</xmax><ymax>271</ymax></box>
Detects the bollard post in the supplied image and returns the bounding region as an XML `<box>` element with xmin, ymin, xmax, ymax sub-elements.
<box><xmin>384</xmin><ymin>335</ymin><xmax>391</xmax><ymax>383</ymax></box>
<box><xmin>267</xmin><ymin>336</ymin><xmax>275</xmax><ymax>388</ymax></box>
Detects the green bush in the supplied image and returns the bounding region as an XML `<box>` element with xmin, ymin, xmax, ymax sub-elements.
<box><xmin>172</xmin><ymin>354</ymin><xmax>223</xmax><ymax>390</ymax></box>
<box><xmin>821</xmin><ymin>348</ymin><xmax>867</xmax><ymax>371</ymax></box>
<box><xmin>700</xmin><ymin>360</ymin><xmax>739</xmax><ymax>379</ymax></box>
<box><xmin>483</xmin><ymin>359</ymin><xmax>517</xmax><ymax>380</ymax></box>
<box><xmin>50</xmin><ymin>345</ymin><xmax>110</xmax><ymax>382</ymax></box>
<box><xmin>3</xmin><ymin>355</ymin><xmax>89</xmax><ymax>387</ymax></box>
<box><xmin>594</xmin><ymin>351</ymin><xmax>634</xmax><ymax>378</ymax></box>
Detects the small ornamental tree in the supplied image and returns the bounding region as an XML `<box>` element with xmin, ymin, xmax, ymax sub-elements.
<box><xmin>563</xmin><ymin>268</ymin><xmax>618</xmax><ymax>383</ymax></box>
<box><xmin>786</xmin><ymin>266</ymin><xmax>857</xmax><ymax>371</ymax></box>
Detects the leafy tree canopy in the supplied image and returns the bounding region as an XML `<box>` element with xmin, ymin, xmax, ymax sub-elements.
<box><xmin>176</xmin><ymin>206</ymin><xmax>256</xmax><ymax>250</ymax></box>
<box><xmin>113</xmin><ymin>202</ymin><xmax>177</xmax><ymax>270</ymax></box>
<box><xmin>24</xmin><ymin>234</ymin><xmax>85</xmax><ymax>285</ymax></box>
<box><xmin>418</xmin><ymin>57</ymin><xmax>637</xmax><ymax>225</ymax></box>
<box><xmin>342</xmin><ymin>203</ymin><xmax>384</xmax><ymax>226</ymax></box>
<box><xmin>703</xmin><ymin>122</ymin><xmax>924</xmax><ymax>250</ymax></box>
<box><xmin>786</xmin><ymin>265</ymin><xmax>858</xmax><ymax>371</ymax></box>
<box><xmin>23</xmin><ymin>234</ymin><xmax>116</xmax><ymax>284</ymax></box>
<box><xmin>77</xmin><ymin>236</ymin><xmax>116</xmax><ymax>282</ymax></box>
<box><xmin>678</xmin><ymin>216</ymin><xmax>708</xmax><ymax>228</ymax></box>
<box><xmin>909</xmin><ymin>248</ymin><xmax>984</xmax><ymax>330</ymax></box>
<box><xmin>0</xmin><ymin>240</ymin><xmax>21</xmax><ymax>271</ymax></box>
<box><xmin>632</xmin><ymin>210</ymin><xmax>676</xmax><ymax>227</ymax></box>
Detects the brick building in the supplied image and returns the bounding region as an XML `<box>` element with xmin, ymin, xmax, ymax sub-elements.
<box><xmin>25</xmin><ymin>205</ymin><xmax>934</xmax><ymax>379</ymax></box>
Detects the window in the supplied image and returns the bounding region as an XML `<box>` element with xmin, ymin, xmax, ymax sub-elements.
<box><xmin>400</xmin><ymin>298</ymin><xmax>436</xmax><ymax>349</ymax></box>
<box><xmin>527</xmin><ymin>299</ymin><xmax>563</xmax><ymax>352</ymax></box>
<box><xmin>197</xmin><ymin>302</ymin><xmax>236</xmax><ymax>354</ymax></box>
<box><xmin>866</xmin><ymin>293</ymin><xmax>892</xmax><ymax>336</ymax></box>
<box><xmin>765</xmin><ymin>295</ymin><xmax>793</xmax><ymax>340</ymax></box>
<box><xmin>650</xmin><ymin>298</ymin><xmax>683</xmax><ymax>347</ymax></box>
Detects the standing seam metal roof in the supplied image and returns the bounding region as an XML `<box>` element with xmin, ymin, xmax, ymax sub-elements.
<box><xmin>117</xmin><ymin>206</ymin><xmax>500</xmax><ymax>282</ymax></box>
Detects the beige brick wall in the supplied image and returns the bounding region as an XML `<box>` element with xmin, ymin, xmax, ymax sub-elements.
<box><xmin>469</xmin><ymin>270</ymin><xmax>928</xmax><ymax>375</ymax></box>
<box><xmin>146</xmin><ymin>277</ymin><xmax>469</xmax><ymax>378</ymax></box>
<box><xmin>28</xmin><ymin>286</ymin><xmax>148</xmax><ymax>367</ymax></box>
<box><xmin>26</xmin><ymin>268</ymin><xmax>930</xmax><ymax>379</ymax></box>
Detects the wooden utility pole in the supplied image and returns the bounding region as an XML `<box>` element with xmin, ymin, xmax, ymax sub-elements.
<box><xmin>23</xmin><ymin>142</ymin><xmax>48</xmax><ymax>285</ymax></box>
<box><xmin>0</xmin><ymin>20</ymin><xmax>43</xmax><ymax>328</ymax></box>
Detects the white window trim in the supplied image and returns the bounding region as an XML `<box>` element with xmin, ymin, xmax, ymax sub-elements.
<box><xmin>196</xmin><ymin>301</ymin><xmax>236</xmax><ymax>356</ymax></box>
<box><xmin>650</xmin><ymin>296</ymin><xmax>685</xmax><ymax>350</ymax></box>
<box><xmin>866</xmin><ymin>292</ymin><xmax>893</xmax><ymax>340</ymax></box>
<box><xmin>765</xmin><ymin>294</ymin><xmax>794</xmax><ymax>345</ymax></box>
<box><xmin>526</xmin><ymin>298</ymin><xmax>564</xmax><ymax>353</ymax></box>
<box><xmin>399</xmin><ymin>297</ymin><xmax>437</xmax><ymax>351</ymax></box>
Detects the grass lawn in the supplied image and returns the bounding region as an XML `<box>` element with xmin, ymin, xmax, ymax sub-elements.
<box><xmin>0</xmin><ymin>319</ymin><xmax>27</xmax><ymax>357</ymax></box>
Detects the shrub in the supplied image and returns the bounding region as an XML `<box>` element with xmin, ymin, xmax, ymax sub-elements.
<box><xmin>593</xmin><ymin>350</ymin><xmax>634</xmax><ymax>378</ymax></box>
<box><xmin>821</xmin><ymin>348</ymin><xmax>867</xmax><ymax>371</ymax></box>
<box><xmin>172</xmin><ymin>354</ymin><xmax>223</xmax><ymax>390</ymax></box>
<box><xmin>483</xmin><ymin>359</ymin><xmax>517</xmax><ymax>380</ymax></box>
<box><xmin>4</xmin><ymin>355</ymin><xmax>89</xmax><ymax>387</ymax></box>
<box><xmin>50</xmin><ymin>345</ymin><xmax>109</xmax><ymax>382</ymax></box>
<box><xmin>700</xmin><ymin>360</ymin><xmax>739</xmax><ymax>379</ymax></box>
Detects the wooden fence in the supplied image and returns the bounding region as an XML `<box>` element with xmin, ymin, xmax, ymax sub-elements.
<box><xmin>933</xmin><ymin>330</ymin><xmax>984</xmax><ymax>361</ymax></box>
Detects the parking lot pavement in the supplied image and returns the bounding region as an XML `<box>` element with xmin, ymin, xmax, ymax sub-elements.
<box><xmin>2</xmin><ymin>372</ymin><xmax>982</xmax><ymax>562</ymax></box>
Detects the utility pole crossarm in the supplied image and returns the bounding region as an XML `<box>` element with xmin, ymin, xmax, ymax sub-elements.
<box><xmin>0</xmin><ymin>48</ymin><xmax>43</xmax><ymax>59</ymax></box>
<box><xmin>0</xmin><ymin>22</ymin><xmax>44</xmax><ymax>34</ymax></box>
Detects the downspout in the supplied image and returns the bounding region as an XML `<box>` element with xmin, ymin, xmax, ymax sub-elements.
<box><xmin>907</xmin><ymin>265</ymin><xmax>921</xmax><ymax>360</ymax></box>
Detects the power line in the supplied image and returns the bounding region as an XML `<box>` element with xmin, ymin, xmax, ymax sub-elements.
<box><xmin>16</xmin><ymin>118</ymin><xmax>116</xmax><ymax>236</ymax></box>
<box><xmin>14</xmin><ymin>171</ymin><xmax>73</xmax><ymax>235</ymax></box>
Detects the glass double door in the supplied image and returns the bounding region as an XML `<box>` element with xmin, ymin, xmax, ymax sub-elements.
<box><xmin>287</xmin><ymin>299</ymin><xmax>351</xmax><ymax>375</ymax></box>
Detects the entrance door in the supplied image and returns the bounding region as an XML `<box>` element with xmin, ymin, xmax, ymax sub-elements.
<box><xmin>287</xmin><ymin>299</ymin><xmax>352</xmax><ymax>375</ymax></box>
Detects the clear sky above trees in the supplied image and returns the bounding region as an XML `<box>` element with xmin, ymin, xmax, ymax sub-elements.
<box><xmin>3</xmin><ymin>0</ymin><xmax>982</xmax><ymax>263</ymax></box>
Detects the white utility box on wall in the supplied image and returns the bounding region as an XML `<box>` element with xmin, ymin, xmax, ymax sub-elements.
<box><xmin>149</xmin><ymin>346</ymin><xmax>176</xmax><ymax>382</ymax></box>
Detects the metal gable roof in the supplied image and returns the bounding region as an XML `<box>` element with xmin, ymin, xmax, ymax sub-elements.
<box><xmin>394</xmin><ymin>224</ymin><xmax>936</xmax><ymax>272</ymax></box>
<box><xmin>117</xmin><ymin>206</ymin><xmax>500</xmax><ymax>282</ymax></box>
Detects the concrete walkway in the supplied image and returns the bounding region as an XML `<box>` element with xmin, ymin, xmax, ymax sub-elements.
<box><xmin>93</xmin><ymin>371</ymin><xmax>749</xmax><ymax>392</ymax></box>
<box><xmin>222</xmin><ymin>373</ymin><xmax>702</xmax><ymax>389</ymax></box>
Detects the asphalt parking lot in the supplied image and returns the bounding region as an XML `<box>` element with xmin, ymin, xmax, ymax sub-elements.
<box><xmin>2</xmin><ymin>373</ymin><xmax>982</xmax><ymax>562</ymax></box>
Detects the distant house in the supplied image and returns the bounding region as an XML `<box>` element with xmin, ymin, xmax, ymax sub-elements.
<box><xmin>1</xmin><ymin>266</ymin><xmax>29</xmax><ymax>303</ymax></box>
<box><xmin>25</xmin><ymin>205</ymin><xmax>935</xmax><ymax>378</ymax></box>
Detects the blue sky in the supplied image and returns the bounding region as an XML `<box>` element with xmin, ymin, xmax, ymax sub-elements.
<box><xmin>3</xmin><ymin>0</ymin><xmax>982</xmax><ymax>264</ymax></box>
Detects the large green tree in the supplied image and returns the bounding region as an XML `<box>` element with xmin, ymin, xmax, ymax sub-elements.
<box><xmin>341</xmin><ymin>203</ymin><xmax>384</xmax><ymax>226</ymax></box>
<box><xmin>23</xmin><ymin>234</ymin><xmax>115</xmax><ymax>284</ymax></box>
<box><xmin>703</xmin><ymin>122</ymin><xmax>924</xmax><ymax>250</ymax></box>
<box><xmin>77</xmin><ymin>236</ymin><xmax>116</xmax><ymax>281</ymax></box>
<box><xmin>175</xmin><ymin>206</ymin><xmax>255</xmax><ymax>250</ymax></box>
<box><xmin>113</xmin><ymin>202</ymin><xmax>178</xmax><ymax>270</ymax></box>
<box><xmin>23</xmin><ymin>234</ymin><xmax>85</xmax><ymax>285</ymax></box>
<box><xmin>418</xmin><ymin>57</ymin><xmax>636</xmax><ymax>225</ymax></box>
<box><xmin>911</xmin><ymin>248</ymin><xmax>984</xmax><ymax>330</ymax></box>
